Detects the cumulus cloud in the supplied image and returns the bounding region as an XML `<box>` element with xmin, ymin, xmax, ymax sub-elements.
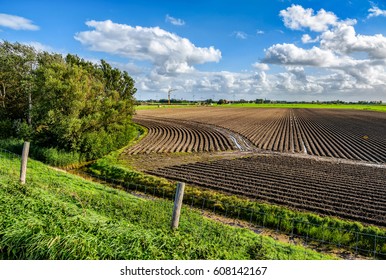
<box><xmin>263</xmin><ymin>44</ymin><xmax>386</xmax><ymax>90</ymax></box>
<box><xmin>263</xmin><ymin>43</ymin><xmax>351</xmax><ymax>67</ymax></box>
<box><xmin>133</xmin><ymin>60</ymin><xmax>386</xmax><ymax>102</ymax></box>
<box><xmin>301</xmin><ymin>34</ymin><xmax>319</xmax><ymax>44</ymax></box>
<box><xmin>257</xmin><ymin>4</ymin><xmax>386</xmax><ymax>95</ymax></box>
<box><xmin>135</xmin><ymin>65</ymin><xmax>357</xmax><ymax>101</ymax></box>
<box><xmin>0</xmin><ymin>13</ymin><xmax>39</xmax><ymax>30</ymax></box>
<box><xmin>320</xmin><ymin>23</ymin><xmax>386</xmax><ymax>58</ymax></box>
<box><xmin>109</xmin><ymin>61</ymin><xmax>146</xmax><ymax>75</ymax></box>
<box><xmin>252</xmin><ymin>62</ymin><xmax>270</xmax><ymax>71</ymax></box>
<box><xmin>368</xmin><ymin>5</ymin><xmax>386</xmax><ymax>18</ymax></box>
<box><xmin>133</xmin><ymin>67</ymin><xmax>278</xmax><ymax>100</ymax></box>
<box><xmin>165</xmin><ymin>14</ymin><xmax>185</xmax><ymax>26</ymax></box>
<box><xmin>277</xmin><ymin>5</ymin><xmax>386</xmax><ymax>61</ymax></box>
<box><xmin>74</xmin><ymin>20</ymin><xmax>221</xmax><ymax>74</ymax></box>
<box><xmin>256</xmin><ymin>30</ymin><xmax>264</xmax><ymax>35</ymax></box>
<box><xmin>279</xmin><ymin>4</ymin><xmax>338</xmax><ymax>32</ymax></box>
<box><xmin>275</xmin><ymin>67</ymin><xmax>324</xmax><ymax>93</ymax></box>
<box><xmin>73</xmin><ymin>8</ymin><xmax>386</xmax><ymax>102</ymax></box>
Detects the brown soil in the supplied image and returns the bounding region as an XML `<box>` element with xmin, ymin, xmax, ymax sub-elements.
<box><xmin>120</xmin><ymin>150</ymin><xmax>254</xmax><ymax>171</ymax></box>
<box><xmin>133</xmin><ymin>107</ymin><xmax>386</xmax><ymax>163</ymax></box>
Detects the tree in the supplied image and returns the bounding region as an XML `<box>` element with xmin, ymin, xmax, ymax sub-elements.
<box><xmin>0</xmin><ymin>41</ymin><xmax>37</xmax><ymax>138</ymax></box>
<box><xmin>217</xmin><ymin>99</ymin><xmax>228</xmax><ymax>105</ymax></box>
<box><xmin>1</xmin><ymin>42</ymin><xmax>138</xmax><ymax>160</ymax></box>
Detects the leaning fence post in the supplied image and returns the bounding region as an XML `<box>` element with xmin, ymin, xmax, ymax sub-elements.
<box><xmin>171</xmin><ymin>182</ymin><xmax>185</xmax><ymax>230</ymax></box>
<box><xmin>20</xmin><ymin>141</ymin><xmax>30</xmax><ymax>184</ymax></box>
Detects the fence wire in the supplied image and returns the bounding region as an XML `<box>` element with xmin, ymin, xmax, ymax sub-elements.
<box><xmin>0</xmin><ymin>148</ymin><xmax>385</xmax><ymax>260</ymax></box>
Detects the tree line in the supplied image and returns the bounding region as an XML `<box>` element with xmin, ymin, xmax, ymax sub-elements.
<box><xmin>0</xmin><ymin>41</ymin><xmax>137</xmax><ymax>161</ymax></box>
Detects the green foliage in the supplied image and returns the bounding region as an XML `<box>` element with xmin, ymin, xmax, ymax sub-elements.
<box><xmin>0</xmin><ymin>120</ymin><xmax>15</xmax><ymax>138</ymax></box>
<box><xmin>30</xmin><ymin>147</ymin><xmax>81</xmax><ymax>167</ymax></box>
<box><xmin>0</xmin><ymin>41</ymin><xmax>37</xmax><ymax>123</ymax></box>
<box><xmin>0</xmin><ymin>42</ymin><xmax>137</xmax><ymax>161</ymax></box>
<box><xmin>0</xmin><ymin>152</ymin><xmax>332</xmax><ymax>260</ymax></box>
<box><xmin>0</xmin><ymin>138</ymin><xmax>80</xmax><ymax>167</ymax></box>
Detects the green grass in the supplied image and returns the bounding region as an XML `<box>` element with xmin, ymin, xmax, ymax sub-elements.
<box><xmin>0</xmin><ymin>138</ymin><xmax>82</xmax><ymax>167</ymax></box>
<box><xmin>0</xmin><ymin>151</ymin><xmax>333</xmax><ymax>260</ymax></box>
<box><xmin>135</xmin><ymin>103</ymin><xmax>386</xmax><ymax>112</ymax></box>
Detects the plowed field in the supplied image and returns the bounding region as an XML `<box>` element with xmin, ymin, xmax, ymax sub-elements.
<box><xmin>127</xmin><ymin>117</ymin><xmax>238</xmax><ymax>154</ymax></box>
<box><xmin>127</xmin><ymin>107</ymin><xmax>386</xmax><ymax>226</ymax></box>
<box><xmin>148</xmin><ymin>154</ymin><xmax>386</xmax><ymax>226</ymax></box>
<box><xmin>134</xmin><ymin>107</ymin><xmax>386</xmax><ymax>163</ymax></box>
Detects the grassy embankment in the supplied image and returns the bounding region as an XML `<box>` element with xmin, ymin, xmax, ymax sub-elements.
<box><xmin>0</xmin><ymin>150</ymin><xmax>333</xmax><ymax>260</ymax></box>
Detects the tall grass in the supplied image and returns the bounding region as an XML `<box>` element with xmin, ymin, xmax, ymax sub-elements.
<box><xmin>0</xmin><ymin>138</ymin><xmax>81</xmax><ymax>167</ymax></box>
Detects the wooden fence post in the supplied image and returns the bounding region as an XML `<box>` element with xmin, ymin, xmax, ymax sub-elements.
<box><xmin>171</xmin><ymin>182</ymin><xmax>185</xmax><ymax>230</ymax></box>
<box><xmin>20</xmin><ymin>141</ymin><xmax>30</xmax><ymax>184</ymax></box>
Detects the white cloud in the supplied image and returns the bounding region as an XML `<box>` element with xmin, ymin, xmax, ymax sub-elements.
<box><xmin>256</xmin><ymin>30</ymin><xmax>264</xmax><ymax>35</ymax></box>
<box><xmin>133</xmin><ymin>67</ymin><xmax>276</xmax><ymax>100</ymax></box>
<box><xmin>232</xmin><ymin>31</ymin><xmax>248</xmax><ymax>39</ymax></box>
<box><xmin>263</xmin><ymin>43</ymin><xmax>350</xmax><ymax>67</ymax></box>
<box><xmin>74</xmin><ymin>20</ymin><xmax>221</xmax><ymax>74</ymax></box>
<box><xmin>132</xmin><ymin>61</ymin><xmax>386</xmax><ymax>102</ymax></box>
<box><xmin>73</xmin><ymin>8</ymin><xmax>386</xmax><ymax>102</ymax></box>
<box><xmin>279</xmin><ymin>4</ymin><xmax>338</xmax><ymax>32</ymax></box>
<box><xmin>252</xmin><ymin>62</ymin><xmax>270</xmax><ymax>71</ymax></box>
<box><xmin>165</xmin><ymin>14</ymin><xmax>185</xmax><ymax>26</ymax></box>
<box><xmin>320</xmin><ymin>23</ymin><xmax>386</xmax><ymax>59</ymax></box>
<box><xmin>262</xmin><ymin>40</ymin><xmax>386</xmax><ymax>89</ymax></box>
<box><xmin>301</xmin><ymin>34</ymin><xmax>319</xmax><ymax>44</ymax></box>
<box><xmin>0</xmin><ymin>13</ymin><xmax>39</xmax><ymax>30</ymax></box>
<box><xmin>275</xmin><ymin>67</ymin><xmax>324</xmax><ymax>93</ymax></box>
<box><xmin>368</xmin><ymin>5</ymin><xmax>386</xmax><ymax>18</ymax></box>
<box><xmin>258</xmin><ymin>4</ymin><xmax>386</xmax><ymax>97</ymax></box>
<box><xmin>109</xmin><ymin>61</ymin><xmax>146</xmax><ymax>75</ymax></box>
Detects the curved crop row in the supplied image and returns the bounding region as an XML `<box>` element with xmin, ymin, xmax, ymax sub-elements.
<box><xmin>126</xmin><ymin>117</ymin><xmax>236</xmax><ymax>154</ymax></box>
<box><xmin>148</xmin><ymin>155</ymin><xmax>386</xmax><ymax>227</ymax></box>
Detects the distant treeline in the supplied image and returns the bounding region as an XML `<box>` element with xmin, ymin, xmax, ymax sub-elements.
<box><xmin>0</xmin><ymin>41</ymin><xmax>137</xmax><ymax>160</ymax></box>
<box><xmin>253</xmin><ymin>99</ymin><xmax>383</xmax><ymax>105</ymax></box>
<box><xmin>139</xmin><ymin>98</ymin><xmax>383</xmax><ymax>105</ymax></box>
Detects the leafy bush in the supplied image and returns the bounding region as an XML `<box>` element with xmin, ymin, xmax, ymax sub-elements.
<box><xmin>0</xmin><ymin>120</ymin><xmax>14</xmax><ymax>138</ymax></box>
<box><xmin>0</xmin><ymin>138</ymin><xmax>80</xmax><ymax>167</ymax></box>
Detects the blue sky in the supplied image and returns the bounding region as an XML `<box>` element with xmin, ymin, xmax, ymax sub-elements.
<box><xmin>1</xmin><ymin>0</ymin><xmax>386</xmax><ymax>101</ymax></box>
